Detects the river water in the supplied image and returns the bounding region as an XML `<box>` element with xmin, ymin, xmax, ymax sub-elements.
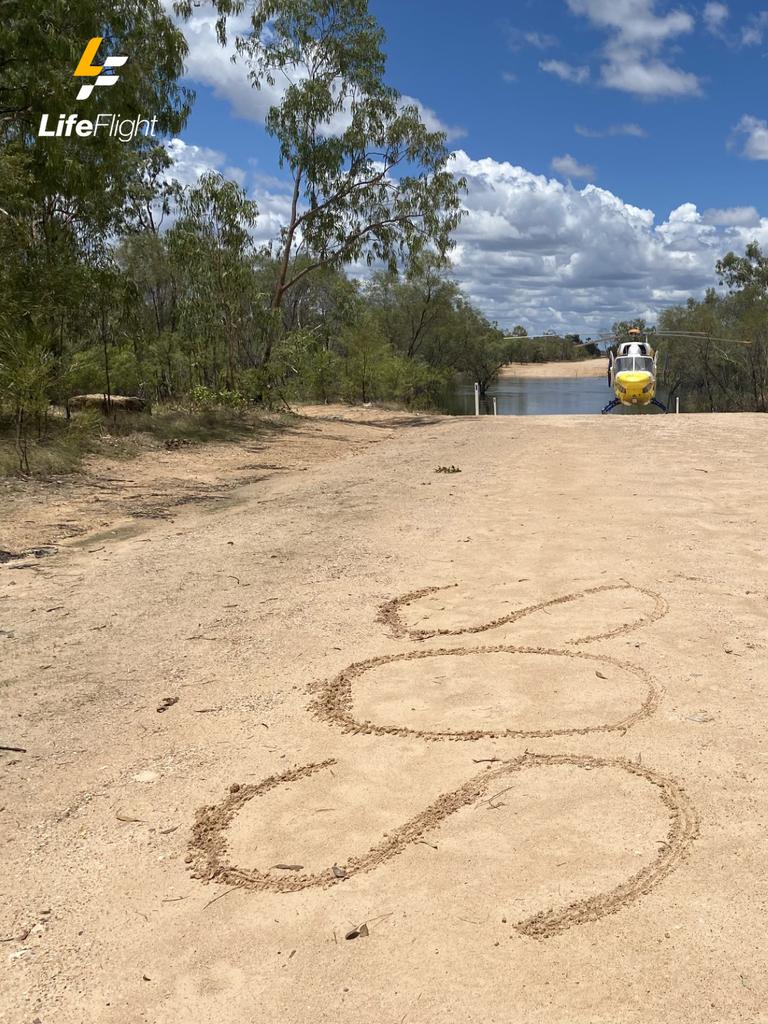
<box><xmin>450</xmin><ymin>376</ymin><xmax>667</xmax><ymax>416</ymax></box>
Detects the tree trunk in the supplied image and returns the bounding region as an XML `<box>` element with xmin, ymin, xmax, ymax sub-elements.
<box><xmin>265</xmin><ymin>170</ymin><xmax>303</xmax><ymax>367</ymax></box>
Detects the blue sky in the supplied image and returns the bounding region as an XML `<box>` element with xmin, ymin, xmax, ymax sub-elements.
<box><xmin>168</xmin><ymin>0</ymin><xmax>768</xmax><ymax>334</ymax></box>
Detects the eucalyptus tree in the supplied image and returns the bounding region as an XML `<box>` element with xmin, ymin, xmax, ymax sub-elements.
<box><xmin>717</xmin><ymin>242</ymin><xmax>768</xmax><ymax>294</ymax></box>
<box><xmin>714</xmin><ymin>244</ymin><xmax>768</xmax><ymax>410</ymax></box>
<box><xmin>176</xmin><ymin>0</ymin><xmax>465</xmax><ymax>364</ymax></box>
<box><xmin>442</xmin><ymin>300</ymin><xmax>507</xmax><ymax>396</ymax></box>
<box><xmin>168</xmin><ymin>171</ymin><xmax>264</xmax><ymax>391</ymax></box>
<box><xmin>278</xmin><ymin>261</ymin><xmax>360</xmax><ymax>343</ymax></box>
<box><xmin>0</xmin><ymin>0</ymin><xmax>191</xmax><ymax>427</ymax></box>
<box><xmin>366</xmin><ymin>260</ymin><xmax>461</xmax><ymax>363</ymax></box>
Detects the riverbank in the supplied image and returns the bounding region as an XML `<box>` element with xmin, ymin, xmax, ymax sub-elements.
<box><xmin>2</xmin><ymin>413</ymin><xmax>767</xmax><ymax>1023</ymax></box>
<box><xmin>500</xmin><ymin>358</ymin><xmax>608</xmax><ymax>378</ymax></box>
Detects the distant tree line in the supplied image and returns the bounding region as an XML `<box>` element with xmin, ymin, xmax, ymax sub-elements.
<box><xmin>504</xmin><ymin>330</ymin><xmax>601</xmax><ymax>363</ymax></box>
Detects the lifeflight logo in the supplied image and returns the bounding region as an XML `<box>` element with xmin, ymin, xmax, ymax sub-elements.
<box><xmin>37</xmin><ymin>38</ymin><xmax>157</xmax><ymax>142</ymax></box>
<box><xmin>73</xmin><ymin>37</ymin><xmax>128</xmax><ymax>101</ymax></box>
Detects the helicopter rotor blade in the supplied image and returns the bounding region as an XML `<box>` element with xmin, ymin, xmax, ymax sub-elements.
<box><xmin>653</xmin><ymin>331</ymin><xmax>752</xmax><ymax>345</ymax></box>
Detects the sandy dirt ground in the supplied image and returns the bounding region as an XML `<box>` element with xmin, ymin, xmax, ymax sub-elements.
<box><xmin>2</xmin><ymin>409</ymin><xmax>768</xmax><ymax>1024</ymax></box>
<box><xmin>0</xmin><ymin>407</ymin><xmax>432</xmax><ymax>554</ymax></box>
<box><xmin>500</xmin><ymin>359</ymin><xmax>609</xmax><ymax>378</ymax></box>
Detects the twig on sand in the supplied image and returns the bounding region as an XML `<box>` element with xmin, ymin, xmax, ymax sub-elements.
<box><xmin>203</xmin><ymin>886</ymin><xmax>239</xmax><ymax>911</ymax></box>
<box><xmin>480</xmin><ymin>784</ymin><xmax>517</xmax><ymax>810</ymax></box>
<box><xmin>0</xmin><ymin>746</ymin><xmax>26</xmax><ymax>754</ymax></box>
<box><xmin>227</xmin><ymin>576</ymin><xmax>252</xmax><ymax>587</ymax></box>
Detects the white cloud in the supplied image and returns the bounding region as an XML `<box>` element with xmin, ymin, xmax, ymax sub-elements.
<box><xmin>551</xmin><ymin>154</ymin><xmax>596</xmax><ymax>179</ymax></box>
<box><xmin>174</xmin><ymin>5</ymin><xmax>465</xmax><ymax>140</ymax></box>
<box><xmin>731</xmin><ymin>115</ymin><xmax>768</xmax><ymax>159</ymax></box>
<box><xmin>741</xmin><ymin>11</ymin><xmax>768</xmax><ymax>46</ymax></box>
<box><xmin>566</xmin><ymin>0</ymin><xmax>702</xmax><ymax>98</ymax></box>
<box><xmin>165</xmin><ymin>139</ymin><xmax>768</xmax><ymax>335</ymax></box>
<box><xmin>506</xmin><ymin>27</ymin><xmax>559</xmax><ymax>50</ymax></box>
<box><xmin>566</xmin><ymin>0</ymin><xmax>694</xmax><ymax>44</ymax></box>
<box><xmin>704</xmin><ymin>7</ymin><xmax>768</xmax><ymax>48</ymax></box>
<box><xmin>165</xmin><ymin>138</ymin><xmax>246</xmax><ymax>187</ymax></box>
<box><xmin>540</xmin><ymin>59</ymin><xmax>590</xmax><ymax>84</ymax></box>
<box><xmin>601</xmin><ymin>60</ymin><xmax>702</xmax><ymax>97</ymax></box>
<box><xmin>703</xmin><ymin>206</ymin><xmax>759</xmax><ymax>226</ymax></box>
<box><xmin>501</xmin><ymin>71</ymin><xmax>518</xmax><ymax>83</ymax></box>
<box><xmin>575</xmin><ymin>122</ymin><xmax>647</xmax><ymax>137</ymax></box>
<box><xmin>444</xmin><ymin>150</ymin><xmax>768</xmax><ymax>334</ymax></box>
<box><xmin>400</xmin><ymin>96</ymin><xmax>466</xmax><ymax>140</ymax></box>
<box><xmin>703</xmin><ymin>2</ymin><xmax>729</xmax><ymax>34</ymax></box>
<box><xmin>524</xmin><ymin>31</ymin><xmax>559</xmax><ymax>48</ymax></box>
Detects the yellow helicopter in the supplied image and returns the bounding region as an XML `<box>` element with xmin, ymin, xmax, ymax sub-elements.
<box><xmin>603</xmin><ymin>328</ymin><xmax>661</xmax><ymax>413</ymax></box>
<box><xmin>600</xmin><ymin>328</ymin><xmax>751</xmax><ymax>414</ymax></box>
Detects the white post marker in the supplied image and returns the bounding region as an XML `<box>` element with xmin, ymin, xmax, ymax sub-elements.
<box><xmin>492</xmin><ymin>396</ymin><xmax>498</xmax><ymax>416</ymax></box>
<box><xmin>474</xmin><ymin>382</ymin><xmax>480</xmax><ymax>417</ymax></box>
<box><xmin>676</xmin><ymin>396</ymin><xmax>680</xmax><ymax>414</ymax></box>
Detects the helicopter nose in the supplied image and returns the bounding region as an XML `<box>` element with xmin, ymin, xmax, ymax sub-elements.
<box><xmin>616</xmin><ymin>371</ymin><xmax>653</xmax><ymax>402</ymax></box>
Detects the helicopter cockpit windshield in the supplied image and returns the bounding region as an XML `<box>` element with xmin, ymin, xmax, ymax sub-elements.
<box><xmin>614</xmin><ymin>356</ymin><xmax>654</xmax><ymax>375</ymax></box>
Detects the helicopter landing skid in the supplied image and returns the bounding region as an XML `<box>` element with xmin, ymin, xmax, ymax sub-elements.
<box><xmin>601</xmin><ymin>398</ymin><xmax>621</xmax><ymax>414</ymax></box>
<box><xmin>601</xmin><ymin>397</ymin><xmax>668</xmax><ymax>414</ymax></box>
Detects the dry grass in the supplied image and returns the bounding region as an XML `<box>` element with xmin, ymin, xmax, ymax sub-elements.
<box><xmin>0</xmin><ymin>405</ymin><xmax>291</xmax><ymax>477</ymax></box>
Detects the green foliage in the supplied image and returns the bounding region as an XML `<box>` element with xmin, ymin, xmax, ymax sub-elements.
<box><xmin>0</xmin><ymin>0</ymin><xmax>192</xmax><ymax>470</ymax></box>
<box><xmin>167</xmin><ymin>171</ymin><xmax>268</xmax><ymax>388</ymax></box>
<box><xmin>189</xmin><ymin>385</ymin><xmax>248</xmax><ymax>411</ymax></box>
<box><xmin>655</xmin><ymin>245</ymin><xmax>768</xmax><ymax>412</ymax></box>
<box><xmin>0</xmin><ymin>1</ymin><xmax>191</xmax><ymax>337</ymax></box>
<box><xmin>339</xmin><ymin>316</ymin><xmax>390</xmax><ymax>403</ymax></box>
<box><xmin>176</xmin><ymin>0</ymin><xmax>466</xmax><ymax>330</ymax></box>
<box><xmin>66</xmin><ymin>347</ymin><xmax>143</xmax><ymax>396</ymax></box>
<box><xmin>0</xmin><ymin>412</ymin><xmax>100</xmax><ymax>477</ymax></box>
<box><xmin>612</xmin><ymin>318</ymin><xmax>654</xmax><ymax>339</ymax></box>
<box><xmin>381</xmin><ymin>355</ymin><xmax>453</xmax><ymax>410</ymax></box>
<box><xmin>0</xmin><ymin>336</ymin><xmax>59</xmax><ymax>473</ymax></box>
<box><xmin>297</xmin><ymin>348</ymin><xmax>345</xmax><ymax>404</ymax></box>
<box><xmin>716</xmin><ymin>242</ymin><xmax>768</xmax><ymax>294</ymax></box>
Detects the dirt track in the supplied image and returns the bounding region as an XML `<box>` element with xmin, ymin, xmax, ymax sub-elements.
<box><xmin>2</xmin><ymin>410</ymin><xmax>768</xmax><ymax>1023</ymax></box>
